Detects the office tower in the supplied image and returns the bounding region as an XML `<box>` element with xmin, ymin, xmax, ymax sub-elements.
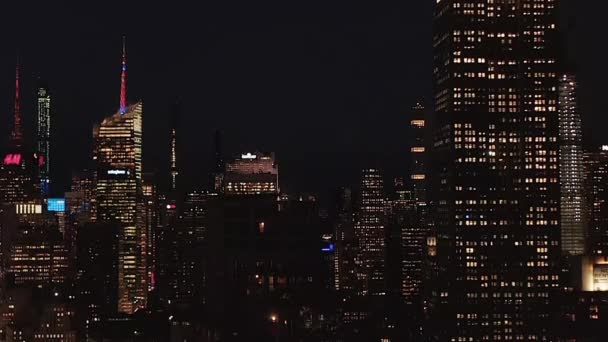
<box><xmin>559</xmin><ymin>73</ymin><xmax>585</xmax><ymax>256</ymax></box>
<box><xmin>410</xmin><ymin>103</ymin><xmax>427</xmax><ymax>209</ymax></box>
<box><xmin>584</xmin><ymin>147</ymin><xmax>608</xmax><ymax>255</ymax></box>
<box><xmin>170</xmin><ymin>102</ymin><xmax>179</xmax><ymax>192</ymax></box>
<box><xmin>0</xmin><ymin>63</ymin><xmax>36</xmax><ymax>205</ymax></box>
<box><xmin>156</xmin><ymin>190</ymin><xmax>211</xmax><ymax>307</ymax></box>
<box><xmin>396</xmin><ymin>103</ymin><xmax>431</xmax><ymax>304</ymax></box>
<box><xmin>66</xmin><ymin>169</ymin><xmax>96</xmax><ymax>221</ymax></box>
<box><xmin>93</xmin><ymin>38</ymin><xmax>146</xmax><ymax>314</ymax></box>
<box><xmin>36</xmin><ymin>81</ymin><xmax>51</xmax><ymax>197</ymax></box>
<box><xmin>334</xmin><ymin>187</ymin><xmax>357</xmax><ymax>293</ymax></box>
<box><xmin>142</xmin><ymin>173</ymin><xmax>158</xmax><ymax>292</ymax></box>
<box><xmin>224</xmin><ymin>152</ymin><xmax>279</xmax><ymax>195</ymax></box>
<box><xmin>354</xmin><ymin>168</ymin><xmax>386</xmax><ymax>296</ymax></box>
<box><xmin>74</xmin><ymin>222</ymin><xmax>119</xmax><ymax>338</ymax></box>
<box><xmin>32</xmin><ymin>304</ymin><xmax>77</xmax><ymax>341</ymax></box>
<box><xmin>7</xmin><ymin>224</ymin><xmax>68</xmax><ymax>287</ymax></box>
<box><xmin>430</xmin><ymin>1</ymin><xmax>561</xmax><ymax>339</ymax></box>
<box><xmin>205</xmin><ymin>194</ymin><xmax>323</xmax><ymax>339</ymax></box>
<box><xmin>212</xmin><ymin>129</ymin><xmax>224</xmax><ymax>192</ymax></box>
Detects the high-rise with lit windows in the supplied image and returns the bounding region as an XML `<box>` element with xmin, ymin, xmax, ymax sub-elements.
<box><xmin>584</xmin><ymin>147</ymin><xmax>608</xmax><ymax>255</ymax></box>
<box><xmin>410</xmin><ymin>103</ymin><xmax>427</xmax><ymax>208</ymax></box>
<box><xmin>94</xmin><ymin>38</ymin><xmax>147</xmax><ymax>314</ymax></box>
<box><xmin>354</xmin><ymin>168</ymin><xmax>385</xmax><ymax>296</ymax></box>
<box><xmin>224</xmin><ymin>152</ymin><xmax>278</xmax><ymax>195</ymax></box>
<box><xmin>559</xmin><ymin>73</ymin><xmax>585</xmax><ymax>256</ymax></box>
<box><xmin>430</xmin><ymin>0</ymin><xmax>561</xmax><ymax>339</ymax></box>
<box><xmin>36</xmin><ymin>81</ymin><xmax>52</xmax><ymax>197</ymax></box>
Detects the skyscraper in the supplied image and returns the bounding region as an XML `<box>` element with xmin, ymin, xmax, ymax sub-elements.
<box><xmin>0</xmin><ymin>63</ymin><xmax>36</xmax><ymax>205</ymax></box>
<box><xmin>37</xmin><ymin>81</ymin><xmax>51</xmax><ymax>197</ymax></box>
<box><xmin>430</xmin><ymin>1</ymin><xmax>561</xmax><ymax>339</ymax></box>
<box><xmin>399</xmin><ymin>103</ymin><xmax>430</xmax><ymax>304</ymax></box>
<box><xmin>410</xmin><ymin>102</ymin><xmax>427</xmax><ymax>208</ymax></box>
<box><xmin>94</xmin><ymin>38</ymin><xmax>146</xmax><ymax>314</ymax></box>
<box><xmin>354</xmin><ymin>168</ymin><xmax>385</xmax><ymax>296</ymax></box>
<box><xmin>559</xmin><ymin>73</ymin><xmax>585</xmax><ymax>256</ymax></box>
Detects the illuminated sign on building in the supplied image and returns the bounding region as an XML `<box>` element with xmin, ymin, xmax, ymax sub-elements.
<box><xmin>48</xmin><ymin>198</ymin><xmax>66</xmax><ymax>212</ymax></box>
<box><xmin>241</xmin><ymin>153</ymin><xmax>257</xmax><ymax>160</ymax></box>
<box><xmin>107</xmin><ymin>169</ymin><xmax>129</xmax><ymax>175</ymax></box>
<box><xmin>3</xmin><ymin>154</ymin><xmax>22</xmax><ymax>166</ymax></box>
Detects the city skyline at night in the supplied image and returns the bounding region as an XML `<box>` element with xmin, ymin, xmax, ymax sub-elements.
<box><xmin>1</xmin><ymin>1</ymin><xmax>608</xmax><ymax>341</ymax></box>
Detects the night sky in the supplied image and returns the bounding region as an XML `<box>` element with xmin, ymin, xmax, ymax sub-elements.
<box><xmin>0</xmin><ymin>1</ymin><xmax>604</xmax><ymax>199</ymax></box>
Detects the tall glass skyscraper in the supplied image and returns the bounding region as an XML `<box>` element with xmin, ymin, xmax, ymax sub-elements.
<box><xmin>94</xmin><ymin>39</ymin><xmax>147</xmax><ymax>314</ymax></box>
<box><xmin>559</xmin><ymin>73</ymin><xmax>585</xmax><ymax>256</ymax></box>
<box><xmin>430</xmin><ymin>0</ymin><xmax>561</xmax><ymax>339</ymax></box>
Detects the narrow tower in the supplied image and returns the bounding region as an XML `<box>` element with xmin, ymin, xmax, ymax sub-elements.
<box><xmin>37</xmin><ymin>80</ymin><xmax>52</xmax><ymax>196</ymax></box>
<box><xmin>12</xmin><ymin>62</ymin><xmax>23</xmax><ymax>147</ymax></box>
<box><xmin>119</xmin><ymin>36</ymin><xmax>127</xmax><ymax>115</ymax></box>
<box><xmin>559</xmin><ymin>73</ymin><xmax>585</xmax><ymax>256</ymax></box>
<box><xmin>170</xmin><ymin>102</ymin><xmax>179</xmax><ymax>192</ymax></box>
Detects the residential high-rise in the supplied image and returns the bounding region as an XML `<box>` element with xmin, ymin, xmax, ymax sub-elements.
<box><xmin>559</xmin><ymin>73</ymin><xmax>585</xmax><ymax>256</ymax></box>
<box><xmin>0</xmin><ymin>63</ymin><xmax>36</xmax><ymax>205</ymax></box>
<box><xmin>36</xmin><ymin>81</ymin><xmax>51</xmax><ymax>197</ymax></box>
<box><xmin>354</xmin><ymin>168</ymin><xmax>385</xmax><ymax>296</ymax></box>
<box><xmin>584</xmin><ymin>147</ymin><xmax>608</xmax><ymax>255</ymax></box>
<box><xmin>224</xmin><ymin>152</ymin><xmax>278</xmax><ymax>195</ymax></box>
<box><xmin>93</xmin><ymin>38</ymin><xmax>146</xmax><ymax>314</ymax></box>
<box><xmin>429</xmin><ymin>1</ymin><xmax>561</xmax><ymax>339</ymax></box>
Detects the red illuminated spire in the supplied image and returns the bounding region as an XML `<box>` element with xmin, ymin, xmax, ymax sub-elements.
<box><xmin>11</xmin><ymin>59</ymin><xmax>23</xmax><ymax>146</ymax></box>
<box><xmin>119</xmin><ymin>35</ymin><xmax>127</xmax><ymax>114</ymax></box>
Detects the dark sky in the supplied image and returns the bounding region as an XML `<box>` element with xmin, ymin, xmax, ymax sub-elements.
<box><xmin>0</xmin><ymin>1</ymin><xmax>604</xmax><ymax>199</ymax></box>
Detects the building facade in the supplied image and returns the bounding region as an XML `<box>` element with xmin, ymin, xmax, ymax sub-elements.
<box><xmin>354</xmin><ymin>168</ymin><xmax>386</xmax><ymax>296</ymax></box>
<box><xmin>429</xmin><ymin>0</ymin><xmax>561</xmax><ymax>339</ymax></box>
<box><xmin>584</xmin><ymin>147</ymin><xmax>608</xmax><ymax>255</ymax></box>
<box><xmin>224</xmin><ymin>152</ymin><xmax>278</xmax><ymax>195</ymax></box>
<box><xmin>559</xmin><ymin>73</ymin><xmax>585</xmax><ymax>256</ymax></box>
<box><xmin>36</xmin><ymin>82</ymin><xmax>51</xmax><ymax>197</ymax></box>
